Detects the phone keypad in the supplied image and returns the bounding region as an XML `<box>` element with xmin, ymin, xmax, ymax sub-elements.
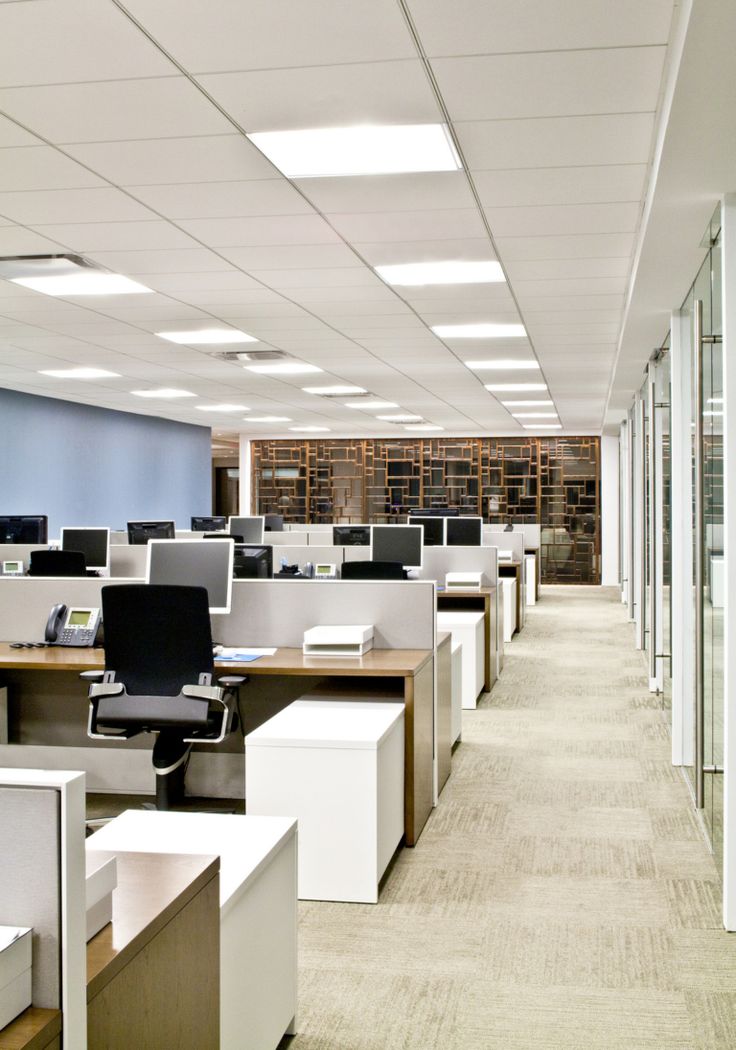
<box><xmin>59</xmin><ymin>628</ymin><xmax>91</xmax><ymax>645</ymax></box>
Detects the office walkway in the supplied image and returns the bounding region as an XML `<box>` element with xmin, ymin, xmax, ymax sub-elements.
<box><xmin>282</xmin><ymin>586</ymin><xmax>736</xmax><ymax>1050</ymax></box>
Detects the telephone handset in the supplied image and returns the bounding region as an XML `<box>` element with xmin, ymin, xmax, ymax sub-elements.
<box><xmin>45</xmin><ymin>604</ymin><xmax>101</xmax><ymax>647</ymax></box>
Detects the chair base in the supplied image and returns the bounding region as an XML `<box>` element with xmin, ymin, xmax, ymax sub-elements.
<box><xmin>153</xmin><ymin>733</ymin><xmax>192</xmax><ymax>810</ymax></box>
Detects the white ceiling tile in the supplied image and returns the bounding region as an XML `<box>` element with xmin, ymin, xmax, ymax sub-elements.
<box><xmin>29</xmin><ymin>220</ymin><xmax>198</xmax><ymax>252</ymax></box>
<box><xmin>457</xmin><ymin>113</ymin><xmax>656</xmax><ymax>170</ymax></box>
<box><xmin>64</xmin><ymin>136</ymin><xmax>276</xmax><ymax>186</ymax></box>
<box><xmin>526</xmin><ymin>310</ymin><xmax>621</xmax><ymax>325</ymax></box>
<box><xmin>515</xmin><ymin>277</ymin><xmax>628</xmax><ymax>297</ymax></box>
<box><xmin>249</xmin><ymin>268</ymin><xmax>384</xmax><ymax>291</ymax></box>
<box><xmin>0</xmin><ymin>187</ymin><xmax>159</xmax><ymax>224</ymax></box>
<box><xmin>326</xmin><ymin>209</ymin><xmax>486</xmax><ymax>243</ymax></box>
<box><xmin>121</xmin><ymin>0</ymin><xmax>416</xmax><ymax>71</ymax></box>
<box><xmin>352</xmin><ymin>238</ymin><xmax>493</xmax><ymax>266</ymax></box>
<box><xmin>484</xmin><ymin>202</ymin><xmax>640</xmax><ymax>238</ymax></box>
<box><xmin>199</xmin><ymin>60</ymin><xmax>440</xmax><ymax>133</ymax></box>
<box><xmin>0</xmin><ymin>147</ymin><xmax>105</xmax><ymax>191</ymax></box>
<box><xmin>84</xmin><ymin>248</ymin><xmax>235</xmax><ymax>274</ymax></box>
<box><xmin>496</xmin><ymin>232</ymin><xmax>636</xmax><ymax>261</ymax></box>
<box><xmin>0</xmin><ymin>0</ymin><xmax>175</xmax><ymax>86</ymax></box>
<box><xmin>281</xmin><ymin>286</ymin><xmax>399</xmax><ymax>305</ymax></box>
<box><xmin>126</xmin><ymin>180</ymin><xmax>313</xmax><ymax>219</ymax></box>
<box><xmin>217</xmin><ymin>244</ymin><xmax>363</xmax><ymax>269</ymax></box>
<box><xmin>0</xmin><ymin>78</ymin><xmax>233</xmax><ymax>144</ymax></box>
<box><xmin>506</xmin><ymin>258</ymin><xmax>631</xmax><ymax>281</ymax></box>
<box><xmin>296</xmin><ymin>172</ymin><xmax>475</xmax><ymax>215</ymax></box>
<box><xmin>401</xmin><ymin>285</ymin><xmax>514</xmax><ymax>305</ymax></box>
<box><xmin>0</xmin><ymin>226</ymin><xmax>66</xmax><ymax>254</ymax></box>
<box><xmin>522</xmin><ymin>295</ymin><xmax>625</xmax><ymax>312</ymax></box>
<box><xmin>176</xmin><ymin>214</ymin><xmax>341</xmax><ymax>247</ymax></box>
<box><xmin>473</xmin><ymin>165</ymin><xmax>647</xmax><ymax>209</ymax></box>
<box><xmin>432</xmin><ymin>48</ymin><xmax>666</xmax><ymax>121</ymax></box>
<box><xmin>136</xmin><ymin>271</ymin><xmax>266</xmax><ymax>294</ymax></box>
<box><xmin>0</xmin><ymin>113</ymin><xmax>43</xmax><ymax>147</ymax></box>
<box><xmin>407</xmin><ymin>0</ymin><xmax>674</xmax><ymax>56</ymax></box>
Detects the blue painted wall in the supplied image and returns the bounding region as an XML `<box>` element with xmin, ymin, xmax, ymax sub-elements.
<box><xmin>0</xmin><ymin>387</ymin><xmax>212</xmax><ymax>536</ymax></box>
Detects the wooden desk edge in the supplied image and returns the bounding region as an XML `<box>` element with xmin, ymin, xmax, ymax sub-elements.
<box><xmin>0</xmin><ymin>1009</ymin><xmax>61</xmax><ymax>1050</ymax></box>
<box><xmin>85</xmin><ymin>851</ymin><xmax>219</xmax><ymax>1001</ymax></box>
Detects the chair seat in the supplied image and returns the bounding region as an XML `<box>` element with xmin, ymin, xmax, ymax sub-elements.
<box><xmin>96</xmin><ymin>690</ymin><xmax>212</xmax><ymax>732</ymax></box>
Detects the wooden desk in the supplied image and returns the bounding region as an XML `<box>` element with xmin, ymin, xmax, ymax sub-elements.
<box><xmin>1</xmin><ymin>853</ymin><xmax>219</xmax><ymax>1050</ymax></box>
<box><xmin>436</xmin><ymin>586</ymin><xmax>498</xmax><ymax>693</ymax></box>
<box><xmin>498</xmin><ymin>562</ymin><xmax>524</xmax><ymax>633</ymax></box>
<box><xmin>0</xmin><ymin>645</ymin><xmax>434</xmax><ymax>847</ymax></box>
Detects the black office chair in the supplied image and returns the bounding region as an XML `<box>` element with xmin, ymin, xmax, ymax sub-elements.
<box><xmin>340</xmin><ymin>560</ymin><xmax>405</xmax><ymax>580</ymax></box>
<box><xmin>203</xmin><ymin>532</ymin><xmax>244</xmax><ymax>542</ymax></box>
<box><xmin>28</xmin><ymin>550</ymin><xmax>87</xmax><ymax>576</ymax></box>
<box><xmin>85</xmin><ymin>584</ymin><xmax>244</xmax><ymax>809</ymax></box>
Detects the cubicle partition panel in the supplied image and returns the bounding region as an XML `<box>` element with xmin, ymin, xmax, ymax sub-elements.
<box><xmin>412</xmin><ymin>545</ymin><xmax>499</xmax><ymax>587</ymax></box>
<box><xmin>485</xmin><ymin>531</ymin><xmax>524</xmax><ymax>560</ymax></box>
<box><xmin>110</xmin><ymin>545</ymin><xmax>148</xmax><ymax>578</ymax></box>
<box><xmin>0</xmin><ymin>577</ymin><xmax>134</xmax><ymax>641</ymax></box>
<box><xmin>0</xmin><ymin>769</ymin><xmax>87</xmax><ymax>1050</ymax></box>
<box><xmin>271</xmin><ymin>545</ymin><xmax>346</xmax><ymax>572</ymax></box>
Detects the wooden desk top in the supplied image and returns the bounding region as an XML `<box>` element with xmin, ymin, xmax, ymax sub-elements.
<box><xmin>86</xmin><ymin>851</ymin><xmax>218</xmax><ymax>1001</ymax></box>
<box><xmin>0</xmin><ymin>1009</ymin><xmax>61</xmax><ymax>1050</ymax></box>
<box><xmin>0</xmin><ymin>644</ymin><xmax>432</xmax><ymax>678</ymax></box>
<box><xmin>436</xmin><ymin>586</ymin><xmax>495</xmax><ymax>599</ymax></box>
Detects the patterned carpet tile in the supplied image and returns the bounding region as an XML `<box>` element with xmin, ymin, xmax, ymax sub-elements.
<box><xmin>685</xmin><ymin>992</ymin><xmax>736</xmax><ymax>1050</ymax></box>
<box><xmin>507</xmin><ymin>805</ymin><xmax>653</xmax><ymax>841</ymax></box>
<box><xmin>664</xmin><ymin>879</ymin><xmax>723</xmax><ymax>928</ymax></box>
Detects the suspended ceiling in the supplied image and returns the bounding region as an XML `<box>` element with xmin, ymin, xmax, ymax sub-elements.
<box><xmin>0</xmin><ymin>0</ymin><xmax>683</xmax><ymax>438</ymax></box>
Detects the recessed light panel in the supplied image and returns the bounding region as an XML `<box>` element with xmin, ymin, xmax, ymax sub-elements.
<box><xmin>501</xmin><ymin>400</ymin><xmax>554</xmax><ymax>407</ymax></box>
<box><xmin>376</xmin><ymin>261</ymin><xmax>504</xmax><ymax>286</ymax></box>
<box><xmin>131</xmin><ymin>388</ymin><xmax>196</xmax><ymax>399</ymax></box>
<box><xmin>376</xmin><ymin>414</ymin><xmax>422</xmax><ymax>422</ymax></box>
<box><xmin>195</xmin><ymin>404</ymin><xmax>250</xmax><ymax>412</ymax></box>
<box><xmin>248</xmin><ymin>416</ymin><xmax>292</xmax><ymax>422</ymax></box>
<box><xmin>433</xmin><ymin>323</ymin><xmax>526</xmax><ymax>339</ymax></box>
<box><xmin>289</xmin><ymin>426</ymin><xmax>331</xmax><ymax>432</ymax></box>
<box><xmin>486</xmin><ymin>383</ymin><xmax>547</xmax><ymax>392</ymax></box>
<box><xmin>245</xmin><ymin>362</ymin><xmax>323</xmax><ymax>375</ymax></box>
<box><xmin>522</xmin><ymin>424</ymin><xmax>562</xmax><ymax>430</ymax></box>
<box><xmin>39</xmin><ymin>367</ymin><xmax>120</xmax><ymax>379</ymax></box>
<box><xmin>511</xmin><ymin>412</ymin><xmax>558</xmax><ymax>419</ymax></box>
<box><xmin>466</xmin><ymin>360</ymin><xmax>540</xmax><ymax>371</ymax></box>
<box><xmin>13</xmin><ymin>273</ymin><xmax>152</xmax><ymax>296</ymax></box>
<box><xmin>344</xmin><ymin>400</ymin><xmax>398</xmax><ymax>410</ymax></box>
<box><xmin>404</xmin><ymin>424</ymin><xmax>443</xmax><ymax>431</ymax></box>
<box><xmin>157</xmin><ymin>329</ymin><xmax>257</xmax><ymax>345</ymax></box>
<box><xmin>302</xmin><ymin>385</ymin><xmax>366</xmax><ymax>396</ymax></box>
<box><xmin>247</xmin><ymin>124</ymin><xmax>461</xmax><ymax>178</ymax></box>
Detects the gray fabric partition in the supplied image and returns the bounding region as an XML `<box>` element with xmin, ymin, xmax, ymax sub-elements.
<box><xmin>0</xmin><ymin>785</ymin><xmax>61</xmax><ymax>1007</ymax></box>
<box><xmin>485</xmin><ymin>532</ymin><xmax>524</xmax><ymax>560</ymax></box>
<box><xmin>411</xmin><ymin>545</ymin><xmax>498</xmax><ymax>586</ymax></box>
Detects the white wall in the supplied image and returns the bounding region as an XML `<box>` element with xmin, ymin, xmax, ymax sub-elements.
<box><xmin>239</xmin><ymin>436</ymin><xmax>252</xmax><ymax>515</ymax></box>
<box><xmin>601</xmin><ymin>433</ymin><xmax>620</xmax><ymax>586</ymax></box>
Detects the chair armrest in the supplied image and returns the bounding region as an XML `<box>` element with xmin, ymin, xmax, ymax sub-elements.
<box><xmin>80</xmin><ymin>670</ymin><xmax>105</xmax><ymax>682</ymax></box>
<box><xmin>218</xmin><ymin>675</ymin><xmax>246</xmax><ymax>687</ymax></box>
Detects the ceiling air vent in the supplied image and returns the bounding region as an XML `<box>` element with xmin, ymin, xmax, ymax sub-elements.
<box><xmin>217</xmin><ymin>349</ymin><xmax>287</xmax><ymax>363</ymax></box>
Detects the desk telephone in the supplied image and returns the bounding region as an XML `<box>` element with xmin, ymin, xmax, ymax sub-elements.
<box><xmin>45</xmin><ymin>604</ymin><xmax>101</xmax><ymax>647</ymax></box>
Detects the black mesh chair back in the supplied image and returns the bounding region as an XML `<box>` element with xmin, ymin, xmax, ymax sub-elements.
<box><xmin>29</xmin><ymin>549</ymin><xmax>87</xmax><ymax>576</ymax></box>
<box><xmin>101</xmin><ymin>584</ymin><xmax>214</xmax><ymax>697</ymax></box>
<box><xmin>204</xmin><ymin>532</ymin><xmax>243</xmax><ymax>542</ymax></box>
<box><xmin>340</xmin><ymin>560</ymin><xmax>405</xmax><ymax>581</ymax></box>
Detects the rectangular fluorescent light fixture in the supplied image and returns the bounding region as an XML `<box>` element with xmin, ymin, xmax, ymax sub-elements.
<box><xmin>39</xmin><ymin>367</ymin><xmax>120</xmax><ymax>379</ymax></box>
<box><xmin>522</xmin><ymin>424</ymin><xmax>562</xmax><ymax>430</ymax></box>
<box><xmin>376</xmin><ymin>261</ymin><xmax>504</xmax><ymax>286</ymax></box>
<box><xmin>708</xmin><ymin>397</ymin><xmax>723</xmax><ymax>404</ymax></box>
<box><xmin>511</xmin><ymin>412</ymin><xmax>558</xmax><ymax>419</ymax></box>
<box><xmin>131</xmin><ymin>388</ymin><xmax>196</xmax><ymax>399</ymax></box>
<box><xmin>302</xmin><ymin>384</ymin><xmax>366</xmax><ymax>396</ymax></box>
<box><xmin>247</xmin><ymin>124</ymin><xmax>461</xmax><ymax>178</ymax></box>
<box><xmin>344</xmin><ymin>399</ymin><xmax>398</xmax><ymax>410</ymax></box>
<box><xmin>432</xmin><ymin>323</ymin><xmax>526</xmax><ymax>339</ymax></box>
<box><xmin>12</xmin><ymin>273</ymin><xmax>152</xmax><ymax>296</ymax></box>
<box><xmin>156</xmin><ymin>328</ymin><xmax>257</xmax><ymax>345</ymax></box>
<box><xmin>195</xmin><ymin>404</ymin><xmax>249</xmax><ymax>412</ymax></box>
<box><xmin>248</xmin><ymin>415</ymin><xmax>292</xmax><ymax>422</ymax></box>
<box><xmin>486</xmin><ymin>383</ymin><xmax>547</xmax><ymax>392</ymax></box>
<box><xmin>501</xmin><ymin>400</ymin><xmax>553</xmax><ymax>407</ymax></box>
<box><xmin>245</xmin><ymin>362</ymin><xmax>323</xmax><ymax>375</ymax></box>
<box><xmin>466</xmin><ymin>360</ymin><xmax>540</xmax><ymax>371</ymax></box>
<box><xmin>377</xmin><ymin>414</ymin><xmax>422</xmax><ymax>422</ymax></box>
<box><xmin>405</xmin><ymin>424</ymin><xmax>443</xmax><ymax>431</ymax></box>
<box><xmin>289</xmin><ymin>426</ymin><xmax>331</xmax><ymax>432</ymax></box>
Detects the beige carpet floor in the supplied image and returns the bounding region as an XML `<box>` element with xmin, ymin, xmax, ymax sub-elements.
<box><xmin>280</xmin><ymin>585</ymin><xmax>736</xmax><ymax>1050</ymax></box>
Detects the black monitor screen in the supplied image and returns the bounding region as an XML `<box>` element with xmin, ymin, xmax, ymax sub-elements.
<box><xmin>371</xmin><ymin>525</ymin><xmax>423</xmax><ymax>568</ymax></box>
<box><xmin>446</xmin><ymin>517</ymin><xmax>482</xmax><ymax>546</ymax></box>
<box><xmin>228</xmin><ymin>516</ymin><xmax>264</xmax><ymax>544</ymax></box>
<box><xmin>146</xmin><ymin>539</ymin><xmax>233</xmax><ymax>613</ymax></box>
<box><xmin>233</xmin><ymin>544</ymin><xmax>273</xmax><ymax>579</ymax></box>
<box><xmin>0</xmin><ymin>515</ymin><xmax>48</xmax><ymax>544</ymax></box>
<box><xmin>409</xmin><ymin>508</ymin><xmax>459</xmax><ymax>517</ymax></box>
<box><xmin>127</xmin><ymin>520</ymin><xmax>176</xmax><ymax>545</ymax></box>
<box><xmin>191</xmin><ymin>516</ymin><xmax>227</xmax><ymax>532</ymax></box>
<box><xmin>264</xmin><ymin>514</ymin><xmax>284</xmax><ymax>532</ymax></box>
<box><xmin>332</xmin><ymin>525</ymin><xmax>371</xmax><ymax>547</ymax></box>
<box><xmin>61</xmin><ymin>527</ymin><xmax>110</xmax><ymax>570</ymax></box>
<box><xmin>417</xmin><ymin>517</ymin><xmax>445</xmax><ymax>546</ymax></box>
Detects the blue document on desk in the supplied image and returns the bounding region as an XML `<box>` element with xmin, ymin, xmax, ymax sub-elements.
<box><xmin>215</xmin><ymin>646</ymin><xmax>277</xmax><ymax>662</ymax></box>
<box><xmin>217</xmin><ymin>653</ymin><xmax>263</xmax><ymax>662</ymax></box>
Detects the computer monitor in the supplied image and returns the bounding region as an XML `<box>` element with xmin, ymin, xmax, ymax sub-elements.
<box><xmin>191</xmin><ymin>515</ymin><xmax>227</xmax><ymax>533</ymax></box>
<box><xmin>409</xmin><ymin>508</ymin><xmax>459</xmax><ymax>517</ymax></box>
<box><xmin>60</xmin><ymin>527</ymin><xmax>110</xmax><ymax>572</ymax></box>
<box><xmin>332</xmin><ymin>525</ymin><xmax>371</xmax><ymax>547</ymax></box>
<box><xmin>370</xmin><ymin>524</ymin><xmax>423</xmax><ymax>569</ymax></box>
<box><xmin>446</xmin><ymin>516</ymin><xmax>482</xmax><ymax>546</ymax></box>
<box><xmin>0</xmin><ymin>515</ymin><xmax>48</xmax><ymax>544</ymax></box>
<box><xmin>416</xmin><ymin>516</ymin><xmax>446</xmax><ymax>546</ymax></box>
<box><xmin>146</xmin><ymin>539</ymin><xmax>234</xmax><ymax>614</ymax></box>
<box><xmin>127</xmin><ymin>520</ymin><xmax>176</xmax><ymax>545</ymax></box>
<box><xmin>228</xmin><ymin>516</ymin><xmax>265</xmax><ymax>544</ymax></box>
<box><xmin>232</xmin><ymin>544</ymin><xmax>273</xmax><ymax>579</ymax></box>
<box><xmin>264</xmin><ymin>514</ymin><xmax>284</xmax><ymax>532</ymax></box>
